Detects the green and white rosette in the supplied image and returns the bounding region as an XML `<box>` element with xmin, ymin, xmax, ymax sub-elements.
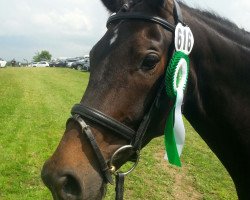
<box><xmin>164</xmin><ymin>23</ymin><xmax>194</xmax><ymax>167</ymax></box>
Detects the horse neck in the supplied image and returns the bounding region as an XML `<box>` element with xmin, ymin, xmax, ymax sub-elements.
<box><xmin>182</xmin><ymin>6</ymin><xmax>250</xmax><ymax>198</ymax></box>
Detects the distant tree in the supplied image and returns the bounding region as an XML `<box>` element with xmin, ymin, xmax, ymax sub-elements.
<box><xmin>33</xmin><ymin>50</ymin><xmax>52</xmax><ymax>62</ymax></box>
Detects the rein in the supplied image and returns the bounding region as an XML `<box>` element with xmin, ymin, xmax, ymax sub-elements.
<box><xmin>67</xmin><ymin>1</ymin><xmax>183</xmax><ymax>199</ymax></box>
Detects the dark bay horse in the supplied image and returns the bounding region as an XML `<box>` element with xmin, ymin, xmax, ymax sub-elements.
<box><xmin>41</xmin><ymin>0</ymin><xmax>250</xmax><ymax>199</ymax></box>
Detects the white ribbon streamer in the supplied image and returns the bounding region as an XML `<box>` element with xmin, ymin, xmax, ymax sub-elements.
<box><xmin>174</xmin><ymin>88</ymin><xmax>185</xmax><ymax>156</ymax></box>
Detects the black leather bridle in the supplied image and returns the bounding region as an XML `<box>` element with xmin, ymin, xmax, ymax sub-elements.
<box><xmin>67</xmin><ymin>1</ymin><xmax>183</xmax><ymax>199</ymax></box>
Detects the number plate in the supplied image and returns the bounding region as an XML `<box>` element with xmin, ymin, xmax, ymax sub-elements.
<box><xmin>175</xmin><ymin>23</ymin><xmax>194</xmax><ymax>55</ymax></box>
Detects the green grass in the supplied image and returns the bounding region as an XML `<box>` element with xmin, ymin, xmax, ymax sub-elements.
<box><xmin>0</xmin><ymin>68</ymin><xmax>237</xmax><ymax>200</ymax></box>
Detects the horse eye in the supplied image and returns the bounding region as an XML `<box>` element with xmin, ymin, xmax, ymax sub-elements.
<box><xmin>141</xmin><ymin>53</ymin><xmax>160</xmax><ymax>71</ymax></box>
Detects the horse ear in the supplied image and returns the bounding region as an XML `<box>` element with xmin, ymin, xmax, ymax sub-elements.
<box><xmin>100</xmin><ymin>0</ymin><xmax>125</xmax><ymax>12</ymax></box>
<box><xmin>144</xmin><ymin>0</ymin><xmax>166</xmax><ymax>8</ymax></box>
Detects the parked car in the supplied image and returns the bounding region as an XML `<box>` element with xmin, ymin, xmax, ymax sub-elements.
<box><xmin>83</xmin><ymin>55</ymin><xmax>89</xmax><ymax>60</ymax></box>
<box><xmin>49</xmin><ymin>60</ymin><xmax>56</xmax><ymax>67</ymax></box>
<box><xmin>49</xmin><ymin>59</ymin><xmax>67</xmax><ymax>67</ymax></box>
<box><xmin>36</xmin><ymin>61</ymin><xmax>49</xmax><ymax>67</ymax></box>
<box><xmin>83</xmin><ymin>58</ymin><xmax>90</xmax><ymax>71</ymax></box>
<box><xmin>66</xmin><ymin>58</ymin><xmax>82</xmax><ymax>68</ymax></box>
<box><xmin>71</xmin><ymin>59</ymin><xmax>84</xmax><ymax>70</ymax></box>
<box><xmin>30</xmin><ymin>62</ymin><xmax>38</xmax><ymax>67</ymax></box>
<box><xmin>0</xmin><ymin>58</ymin><xmax>7</xmax><ymax>67</ymax></box>
<box><xmin>71</xmin><ymin>58</ymin><xmax>90</xmax><ymax>71</ymax></box>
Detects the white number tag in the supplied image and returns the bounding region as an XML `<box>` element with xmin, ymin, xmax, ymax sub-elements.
<box><xmin>174</xmin><ymin>23</ymin><xmax>194</xmax><ymax>55</ymax></box>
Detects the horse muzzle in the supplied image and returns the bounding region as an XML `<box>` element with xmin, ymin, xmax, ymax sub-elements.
<box><xmin>41</xmin><ymin>163</ymin><xmax>84</xmax><ymax>200</ymax></box>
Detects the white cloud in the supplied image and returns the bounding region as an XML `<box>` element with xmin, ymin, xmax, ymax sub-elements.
<box><xmin>0</xmin><ymin>0</ymin><xmax>108</xmax><ymax>60</ymax></box>
<box><xmin>32</xmin><ymin>9</ymin><xmax>91</xmax><ymax>35</ymax></box>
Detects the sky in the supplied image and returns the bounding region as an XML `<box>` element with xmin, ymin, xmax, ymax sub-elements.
<box><xmin>0</xmin><ymin>0</ymin><xmax>249</xmax><ymax>62</ymax></box>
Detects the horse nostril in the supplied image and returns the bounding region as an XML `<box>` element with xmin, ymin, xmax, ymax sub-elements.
<box><xmin>61</xmin><ymin>174</ymin><xmax>82</xmax><ymax>198</ymax></box>
<box><xmin>42</xmin><ymin>167</ymin><xmax>83</xmax><ymax>200</ymax></box>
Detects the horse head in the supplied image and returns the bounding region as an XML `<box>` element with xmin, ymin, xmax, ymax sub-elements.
<box><xmin>41</xmin><ymin>0</ymin><xmax>180</xmax><ymax>199</ymax></box>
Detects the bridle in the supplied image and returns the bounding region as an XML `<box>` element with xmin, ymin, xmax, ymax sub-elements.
<box><xmin>66</xmin><ymin>1</ymin><xmax>183</xmax><ymax>199</ymax></box>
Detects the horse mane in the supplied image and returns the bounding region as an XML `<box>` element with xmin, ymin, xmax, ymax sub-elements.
<box><xmin>180</xmin><ymin>2</ymin><xmax>250</xmax><ymax>48</ymax></box>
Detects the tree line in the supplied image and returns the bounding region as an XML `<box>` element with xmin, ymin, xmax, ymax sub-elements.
<box><xmin>33</xmin><ymin>50</ymin><xmax>52</xmax><ymax>62</ymax></box>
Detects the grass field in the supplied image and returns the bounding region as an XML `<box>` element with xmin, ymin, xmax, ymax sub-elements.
<box><xmin>0</xmin><ymin>68</ymin><xmax>237</xmax><ymax>200</ymax></box>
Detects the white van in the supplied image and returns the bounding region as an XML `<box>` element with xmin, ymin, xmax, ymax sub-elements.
<box><xmin>0</xmin><ymin>58</ymin><xmax>7</xmax><ymax>67</ymax></box>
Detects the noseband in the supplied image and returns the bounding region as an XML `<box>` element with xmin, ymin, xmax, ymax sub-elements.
<box><xmin>67</xmin><ymin>1</ymin><xmax>183</xmax><ymax>199</ymax></box>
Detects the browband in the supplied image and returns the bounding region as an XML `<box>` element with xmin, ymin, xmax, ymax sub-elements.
<box><xmin>107</xmin><ymin>13</ymin><xmax>176</xmax><ymax>33</ymax></box>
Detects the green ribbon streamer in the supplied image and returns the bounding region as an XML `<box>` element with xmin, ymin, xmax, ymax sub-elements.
<box><xmin>164</xmin><ymin>51</ymin><xmax>190</xmax><ymax>167</ymax></box>
<box><xmin>164</xmin><ymin>106</ymin><xmax>181</xmax><ymax>166</ymax></box>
